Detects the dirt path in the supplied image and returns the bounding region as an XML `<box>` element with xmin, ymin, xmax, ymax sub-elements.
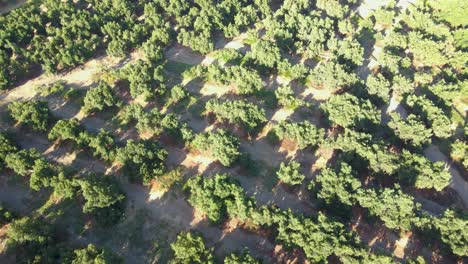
<box><xmin>0</xmin><ymin>0</ymin><xmax>25</xmax><ymax>15</ymax></box>
<box><xmin>424</xmin><ymin>145</ymin><xmax>468</xmax><ymax>208</ymax></box>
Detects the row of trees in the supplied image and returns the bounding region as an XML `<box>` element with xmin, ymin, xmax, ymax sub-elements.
<box><xmin>6</xmin><ymin>214</ymin><xmax>122</xmax><ymax>263</ymax></box>
<box><xmin>311</xmin><ymin>159</ymin><xmax>467</xmax><ymax>256</ymax></box>
<box><xmin>0</xmin><ymin>132</ymin><xmax>126</xmax><ymax>225</ymax></box>
<box><xmin>331</xmin><ymin>129</ymin><xmax>451</xmax><ymax>191</ymax></box>
<box><xmin>183</xmin><ymin>173</ymin><xmax>396</xmax><ymax>262</ymax></box>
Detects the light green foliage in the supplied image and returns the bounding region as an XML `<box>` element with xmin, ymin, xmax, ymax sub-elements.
<box><xmin>72</xmin><ymin>244</ymin><xmax>122</xmax><ymax>264</ymax></box>
<box><xmin>120</xmin><ymin>60</ymin><xmax>166</xmax><ymax>100</ymax></box>
<box><xmin>7</xmin><ymin>216</ymin><xmax>52</xmax><ymax>246</ymax></box>
<box><xmin>212</xmin><ymin>48</ymin><xmax>242</xmax><ymax>65</ymax></box>
<box><xmin>35</xmin><ymin>81</ymin><xmax>67</xmax><ymax>97</ymax></box>
<box><xmin>248</xmin><ymin>39</ymin><xmax>282</xmax><ymax>68</ymax></box>
<box><xmin>425</xmin><ymin>81</ymin><xmax>465</xmax><ymax>110</ymax></box>
<box><xmin>169</xmin><ymin>85</ymin><xmax>189</xmax><ymax>104</ymax></box>
<box><xmin>275</xmin><ymin>85</ymin><xmax>304</xmax><ymax>109</ymax></box>
<box><xmin>192</xmin><ymin>130</ymin><xmax>240</xmax><ymax>166</ymax></box>
<box><xmin>118</xmin><ymin>104</ymin><xmax>164</xmax><ymax>135</ymax></box>
<box><xmin>4</xmin><ymin>149</ymin><xmax>40</xmax><ymax>176</ymax></box>
<box><xmin>429</xmin><ymin>0</ymin><xmax>468</xmax><ymax>27</ymax></box>
<box><xmin>434</xmin><ymin>210</ymin><xmax>468</xmax><ymax>256</ymax></box>
<box><xmin>388</xmin><ymin>113</ymin><xmax>432</xmax><ymax>148</ymax></box>
<box><xmin>185</xmin><ymin>174</ymin><xmax>255</xmax><ymax>223</ymax></box>
<box><xmin>82</xmin><ymin>81</ymin><xmax>120</xmax><ymax>114</ymax></box>
<box><xmin>203</xmin><ymin>65</ymin><xmax>264</xmax><ymax>94</ymax></box>
<box><xmin>398</xmin><ymin>151</ymin><xmax>450</xmax><ymax>191</ymax></box>
<box><xmin>87</xmin><ymin>129</ymin><xmax>117</xmax><ymax>162</ymax></box>
<box><xmin>313</xmin><ymin>162</ymin><xmax>361</xmax><ymax>206</ymax></box>
<box><xmin>205</xmin><ymin>99</ymin><xmax>267</xmax><ymax>131</ymax></box>
<box><xmin>372</xmin><ymin>6</ymin><xmax>395</xmax><ymax>28</ymax></box>
<box><xmin>77</xmin><ymin>173</ymin><xmax>125</xmax><ymax>224</ymax></box>
<box><xmin>408</xmin><ymin>32</ymin><xmax>446</xmax><ymax>67</ymax></box>
<box><xmin>29</xmin><ymin>158</ymin><xmax>76</xmax><ymax>198</ymax></box>
<box><xmin>331</xmin><ymin>38</ymin><xmax>364</xmax><ymax>66</ymax></box>
<box><xmin>357</xmin><ymin>187</ymin><xmax>420</xmax><ymax>230</ymax></box>
<box><xmin>332</xmin><ymin>130</ymin><xmax>400</xmax><ymax>175</ymax></box>
<box><xmin>277</xmin><ymin>160</ymin><xmax>305</xmax><ymax>185</ymax></box>
<box><xmin>450</xmin><ymin>140</ymin><xmax>468</xmax><ymax>169</ymax></box>
<box><xmin>273</xmin><ymin>121</ymin><xmax>324</xmax><ymax>149</ymax></box>
<box><xmin>8</xmin><ymin>101</ymin><xmax>50</xmax><ymax>131</ymax></box>
<box><xmin>316</xmin><ymin>0</ymin><xmax>349</xmax><ymax>18</ymax></box>
<box><xmin>366</xmin><ymin>73</ymin><xmax>391</xmax><ymax>103</ymax></box>
<box><xmin>170</xmin><ymin>232</ymin><xmax>214</xmax><ymax>264</ymax></box>
<box><xmin>453</xmin><ymin>29</ymin><xmax>468</xmax><ymax>50</ymax></box>
<box><xmin>252</xmin><ymin>208</ymin><xmax>351</xmax><ymax>263</ymax></box>
<box><xmin>116</xmin><ymin>139</ymin><xmax>167</xmax><ymax>185</ymax></box>
<box><xmin>48</xmin><ymin>119</ymin><xmax>85</xmax><ymax>144</ymax></box>
<box><xmin>224</xmin><ymin>250</ymin><xmax>260</xmax><ymax>264</ymax></box>
<box><xmin>322</xmin><ymin>94</ymin><xmax>381</xmax><ymax>130</ymax></box>
<box><xmin>308</xmin><ymin>61</ymin><xmax>358</xmax><ymax>90</ymax></box>
<box><xmin>405</xmin><ymin>95</ymin><xmax>452</xmax><ymax>139</ymax></box>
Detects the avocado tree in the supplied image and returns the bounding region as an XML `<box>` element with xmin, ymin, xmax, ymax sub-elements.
<box><xmin>205</xmin><ymin>99</ymin><xmax>267</xmax><ymax>131</ymax></box>
<box><xmin>76</xmin><ymin>174</ymin><xmax>126</xmax><ymax>225</ymax></box>
<box><xmin>8</xmin><ymin>101</ymin><xmax>51</xmax><ymax>131</ymax></box>
<box><xmin>116</xmin><ymin>139</ymin><xmax>167</xmax><ymax>185</ymax></box>
<box><xmin>277</xmin><ymin>160</ymin><xmax>305</xmax><ymax>186</ymax></box>
<box><xmin>434</xmin><ymin>209</ymin><xmax>468</xmax><ymax>257</ymax></box>
<box><xmin>5</xmin><ymin>149</ymin><xmax>40</xmax><ymax>176</ymax></box>
<box><xmin>170</xmin><ymin>232</ymin><xmax>214</xmax><ymax>264</ymax></box>
<box><xmin>273</xmin><ymin>121</ymin><xmax>324</xmax><ymax>149</ymax></box>
<box><xmin>321</xmin><ymin>93</ymin><xmax>381</xmax><ymax>130</ymax></box>
<box><xmin>82</xmin><ymin>81</ymin><xmax>121</xmax><ymax>114</ymax></box>
<box><xmin>192</xmin><ymin>130</ymin><xmax>241</xmax><ymax>166</ymax></box>
<box><xmin>72</xmin><ymin>244</ymin><xmax>122</xmax><ymax>264</ymax></box>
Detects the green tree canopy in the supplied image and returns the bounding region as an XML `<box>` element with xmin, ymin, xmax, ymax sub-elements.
<box><xmin>170</xmin><ymin>232</ymin><xmax>214</xmax><ymax>264</ymax></box>
<box><xmin>192</xmin><ymin>130</ymin><xmax>241</xmax><ymax>166</ymax></box>
<box><xmin>8</xmin><ymin>101</ymin><xmax>51</xmax><ymax>131</ymax></box>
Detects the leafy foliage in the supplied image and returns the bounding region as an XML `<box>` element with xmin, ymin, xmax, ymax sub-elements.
<box><xmin>4</xmin><ymin>148</ymin><xmax>40</xmax><ymax>176</ymax></box>
<box><xmin>224</xmin><ymin>250</ymin><xmax>260</xmax><ymax>264</ymax></box>
<box><xmin>82</xmin><ymin>81</ymin><xmax>121</xmax><ymax>114</ymax></box>
<box><xmin>192</xmin><ymin>130</ymin><xmax>241</xmax><ymax>166</ymax></box>
<box><xmin>8</xmin><ymin>101</ymin><xmax>50</xmax><ymax>131</ymax></box>
<box><xmin>357</xmin><ymin>186</ymin><xmax>420</xmax><ymax>230</ymax></box>
<box><xmin>205</xmin><ymin>99</ymin><xmax>267</xmax><ymax>131</ymax></box>
<box><xmin>434</xmin><ymin>210</ymin><xmax>468</xmax><ymax>257</ymax></box>
<box><xmin>405</xmin><ymin>95</ymin><xmax>452</xmax><ymax>139</ymax></box>
<box><xmin>273</xmin><ymin>121</ymin><xmax>324</xmax><ymax>149</ymax></box>
<box><xmin>185</xmin><ymin>174</ymin><xmax>255</xmax><ymax>223</ymax></box>
<box><xmin>312</xmin><ymin>162</ymin><xmax>361</xmax><ymax>206</ymax></box>
<box><xmin>170</xmin><ymin>232</ymin><xmax>214</xmax><ymax>264</ymax></box>
<box><xmin>116</xmin><ymin>139</ymin><xmax>167</xmax><ymax>185</ymax></box>
<box><xmin>322</xmin><ymin>93</ymin><xmax>381</xmax><ymax>130</ymax></box>
<box><xmin>388</xmin><ymin>113</ymin><xmax>432</xmax><ymax>148</ymax></box>
<box><xmin>72</xmin><ymin>244</ymin><xmax>122</xmax><ymax>264</ymax></box>
<box><xmin>76</xmin><ymin>174</ymin><xmax>125</xmax><ymax>225</ymax></box>
<box><xmin>276</xmin><ymin>160</ymin><xmax>305</xmax><ymax>185</ymax></box>
<box><xmin>397</xmin><ymin>150</ymin><xmax>450</xmax><ymax>191</ymax></box>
